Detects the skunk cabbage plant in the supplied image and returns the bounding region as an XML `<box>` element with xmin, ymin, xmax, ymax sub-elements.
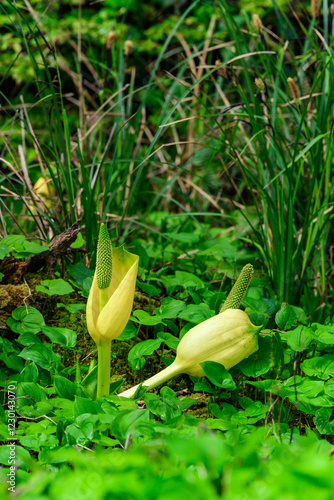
<box><xmin>86</xmin><ymin>224</ymin><xmax>139</xmax><ymax>397</ymax></box>
<box><xmin>118</xmin><ymin>264</ymin><xmax>260</xmax><ymax>399</ymax></box>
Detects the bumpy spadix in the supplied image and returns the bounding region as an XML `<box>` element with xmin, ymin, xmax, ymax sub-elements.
<box><xmin>96</xmin><ymin>223</ymin><xmax>113</xmax><ymax>290</ymax></box>
<box><xmin>220</xmin><ymin>264</ymin><xmax>253</xmax><ymax>312</ymax></box>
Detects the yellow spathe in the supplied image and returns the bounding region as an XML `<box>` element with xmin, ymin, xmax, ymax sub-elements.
<box><xmin>175</xmin><ymin>308</ymin><xmax>260</xmax><ymax>377</ymax></box>
<box><xmin>29</xmin><ymin>176</ymin><xmax>55</xmax><ymax>212</ymax></box>
<box><xmin>119</xmin><ymin>308</ymin><xmax>260</xmax><ymax>398</ymax></box>
<box><xmin>86</xmin><ymin>245</ymin><xmax>139</xmax><ymax>343</ymax></box>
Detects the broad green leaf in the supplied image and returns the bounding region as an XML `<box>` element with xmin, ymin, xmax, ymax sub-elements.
<box><xmin>57</xmin><ymin>303</ymin><xmax>86</xmax><ymax>314</ymax></box>
<box><xmin>70</xmin><ymin>232</ymin><xmax>85</xmax><ymax>249</ymax></box>
<box><xmin>41</xmin><ymin>326</ymin><xmax>77</xmax><ymax>348</ymax></box>
<box><xmin>109</xmin><ymin>379</ymin><xmax>125</xmax><ymax>395</ymax></box>
<box><xmin>244</xmin><ymin>401</ymin><xmax>269</xmax><ymax>417</ymax></box>
<box><xmin>18</xmin><ymin>362</ymin><xmax>39</xmax><ymax>383</ymax></box>
<box><xmin>14</xmin><ymin>240</ymin><xmax>48</xmax><ymax>257</ymax></box>
<box><xmin>132</xmin><ymin>240</ymin><xmax>149</xmax><ymax>268</ymax></box>
<box><xmin>144</xmin><ymin>387</ymin><xmax>194</xmax><ymax>421</ymax></box>
<box><xmin>154</xmin><ymin>298</ymin><xmax>186</xmax><ymax>319</ymax></box>
<box><xmin>36</xmin><ymin>279</ymin><xmax>74</xmax><ymax>296</ymax></box>
<box><xmin>143</xmin><ymin>393</ymin><xmax>182</xmax><ymax>421</ymax></box>
<box><xmin>209</xmin><ymin>402</ymin><xmax>237</xmax><ymax>419</ymax></box>
<box><xmin>232</xmin><ymin>401</ymin><xmax>269</xmax><ymax>425</ymax></box>
<box><xmin>117</xmin><ymin>321</ymin><xmax>137</xmax><ymax>341</ymax></box>
<box><xmin>74</xmin><ymin>396</ymin><xmax>102</xmax><ymax>417</ymax></box>
<box><xmin>209</xmin><ymin>292</ymin><xmax>227</xmax><ymax>313</ymax></box>
<box><xmin>137</xmin><ymin>281</ymin><xmax>160</xmax><ymax>297</ymax></box>
<box><xmin>178</xmin><ymin>303</ymin><xmax>214</xmax><ymax>324</ymax></box>
<box><xmin>290</xmin><ymin>305</ymin><xmax>308</xmax><ymax>325</ymax></box>
<box><xmin>54</xmin><ymin>375</ymin><xmax>77</xmax><ymax>401</ymax></box>
<box><xmin>314</xmin><ymin>408</ymin><xmax>334</xmax><ymax>435</ymax></box>
<box><xmin>238</xmin><ymin>336</ymin><xmax>272</xmax><ymax>377</ymax></box>
<box><xmin>110</xmin><ymin>409</ymin><xmax>150</xmax><ymax>444</ymax></box>
<box><xmin>310</xmin><ymin>324</ymin><xmax>334</xmax><ymax>345</ymax></box>
<box><xmin>174</xmin><ymin>270</ymin><xmax>204</xmax><ymax>290</ymax></box>
<box><xmin>16</xmin><ymin>382</ymin><xmax>47</xmax><ymax>410</ymax></box>
<box><xmin>7</xmin><ymin>306</ymin><xmax>45</xmax><ymax>334</ymax></box>
<box><xmin>0</xmin><ymin>352</ymin><xmax>24</xmax><ymax>372</ymax></box>
<box><xmin>193</xmin><ymin>378</ymin><xmax>222</xmax><ymax>395</ymax></box>
<box><xmin>198</xmin><ymin>239</ymin><xmax>236</xmax><ymax>258</ymax></box>
<box><xmin>19</xmin><ymin>433</ymin><xmax>58</xmax><ymax>451</ymax></box>
<box><xmin>245</xmin><ymin>308</ymin><xmax>268</xmax><ymax>327</ymax></box>
<box><xmin>324</xmin><ymin>380</ymin><xmax>334</xmax><ymax>398</ymax></box>
<box><xmin>1</xmin><ymin>235</ymin><xmax>25</xmax><ymax>252</ymax></box>
<box><xmin>309</xmin><ymin>395</ymin><xmax>334</xmax><ymax>407</ymax></box>
<box><xmin>82</xmin><ymin>276</ymin><xmax>93</xmax><ymax>293</ymax></box>
<box><xmin>246</xmin><ymin>379</ymin><xmax>275</xmax><ymax>391</ymax></box>
<box><xmin>295</xmin><ymin>379</ymin><xmax>324</xmax><ymax>398</ymax></box>
<box><xmin>0</xmin><ymin>244</ymin><xmax>10</xmax><ymax>259</ymax></box>
<box><xmin>168</xmin><ymin>231</ymin><xmax>199</xmax><ymax>243</ymax></box>
<box><xmin>301</xmin><ymin>354</ymin><xmax>334</xmax><ymax>380</ymax></box>
<box><xmin>39</xmin><ymin>445</ymin><xmax>77</xmax><ymax>464</ymax></box>
<box><xmin>204</xmin><ymin>418</ymin><xmax>232</xmax><ymax>431</ymax></box>
<box><xmin>286</xmin><ymin>326</ymin><xmax>313</xmax><ymax>352</ymax></box>
<box><xmin>17</xmin><ymin>333</ymin><xmax>42</xmax><ymax>346</ymax></box>
<box><xmin>275</xmin><ymin>303</ymin><xmax>298</xmax><ymax>330</ymax></box>
<box><xmin>81</xmin><ymin>365</ymin><xmax>98</xmax><ymax>400</ymax></box>
<box><xmin>19</xmin><ymin>344</ymin><xmax>61</xmax><ymax>370</ymax></box>
<box><xmin>238</xmin><ymin>396</ymin><xmax>255</xmax><ymax>409</ymax></box>
<box><xmin>131</xmin><ymin>310</ymin><xmax>164</xmax><ymax>325</ymax></box>
<box><xmin>0</xmin><ymin>444</ymin><xmax>31</xmax><ymax>469</ymax></box>
<box><xmin>157</xmin><ymin>331</ymin><xmax>179</xmax><ymax>349</ymax></box>
<box><xmin>128</xmin><ymin>339</ymin><xmax>162</xmax><ymax>370</ymax></box>
<box><xmin>271</xmin><ymin>377</ymin><xmax>329</xmax><ymax>411</ymax></box>
<box><xmin>201</xmin><ymin>361</ymin><xmax>236</xmax><ymax>390</ymax></box>
<box><xmin>243</xmin><ymin>294</ymin><xmax>268</xmax><ymax>314</ymax></box>
<box><xmin>67</xmin><ymin>262</ymin><xmax>94</xmax><ymax>287</ymax></box>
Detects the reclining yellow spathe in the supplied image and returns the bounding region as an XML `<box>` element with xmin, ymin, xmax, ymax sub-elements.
<box><xmin>119</xmin><ymin>264</ymin><xmax>260</xmax><ymax>398</ymax></box>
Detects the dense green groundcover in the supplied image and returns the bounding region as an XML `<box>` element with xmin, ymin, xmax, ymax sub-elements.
<box><xmin>1</xmin><ymin>0</ymin><xmax>334</xmax><ymax>497</ymax></box>
<box><xmin>1</xmin><ymin>231</ymin><xmax>334</xmax><ymax>498</ymax></box>
<box><xmin>1</xmin><ymin>428</ymin><xmax>333</xmax><ymax>499</ymax></box>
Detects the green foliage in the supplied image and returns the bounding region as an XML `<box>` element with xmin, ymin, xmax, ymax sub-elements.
<box><xmin>6</xmin><ymin>306</ymin><xmax>45</xmax><ymax>334</ymax></box>
<box><xmin>1</xmin><ymin>0</ymin><xmax>334</xmax><ymax>497</ymax></box>
<box><xmin>36</xmin><ymin>279</ymin><xmax>74</xmax><ymax>296</ymax></box>
<box><xmin>0</xmin><ymin>236</ymin><xmax>48</xmax><ymax>259</ymax></box>
<box><xmin>200</xmin><ymin>361</ymin><xmax>237</xmax><ymax>390</ymax></box>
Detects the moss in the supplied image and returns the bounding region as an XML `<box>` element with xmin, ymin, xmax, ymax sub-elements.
<box><xmin>185</xmin><ymin>393</ymin><xmax>211</xmax><ymax>419</ymax></box>
<box><xmin>134</xmin><ymin>291</ymin><xmax>160</xmax><ymax>313</ymax></box>
<box><xmin>0</xmin><ymin>284</ymin><xmax>29</xmax><ymax>309</ymax></box>
<box><xmin>0</xmin><ymin>284</ymin><xmax>30</xmax><ymax>329</ymax></box>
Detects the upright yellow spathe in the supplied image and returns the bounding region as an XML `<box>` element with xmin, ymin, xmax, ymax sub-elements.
<box><xmin>86</xmin><ymin>246</ymin><xmax>139</xmax><ymax>344</ymax></box>
<box><xmin>86</xmin><ymin>228</ymin><xmax>139</xmax><ymax>400</ymax></box>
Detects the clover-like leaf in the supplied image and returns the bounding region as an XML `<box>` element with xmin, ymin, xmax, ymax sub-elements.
<box><xmin>36</xmin><ymin>279</ymin><xmax>74</xmax><ymax>296</ymax></box>
<box><xmin>6</xmin><ymin>306</ymin><xmax>45</xmax><ymax>334</ymax></box>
